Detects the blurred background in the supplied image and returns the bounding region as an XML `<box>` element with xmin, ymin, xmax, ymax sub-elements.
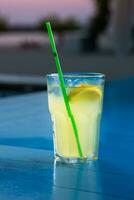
<box><xmin>0</xmin><ymin>0</ymin><xmax>134</xmax><ymax>96</ymax></box>
<box><xmin>0</xmin><ymin>0</ymin><xmax>134</xmax><ymax>154</ymax></box>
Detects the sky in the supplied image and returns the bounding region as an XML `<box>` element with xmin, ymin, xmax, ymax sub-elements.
<box><xmin>0</xmin><ymin>0</ymin><xmax>95</xmax><ymax>25</ymax></box>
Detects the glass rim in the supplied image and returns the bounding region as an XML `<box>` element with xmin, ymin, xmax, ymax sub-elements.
<box><xmin>47</xmin><ymin>72</ymin><xmax>105</xmax><ymax>79</ymax></box>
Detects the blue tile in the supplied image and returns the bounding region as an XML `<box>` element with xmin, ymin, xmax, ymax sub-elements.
<box><xmin>53</xmin><ymin>161</ymin><xmax>134</xmax><ymax>200</ymax></box>
<box><xmin>0</xmin><ymin>77</ymin><xmax>134</xmax><ymax>200</ymax></box>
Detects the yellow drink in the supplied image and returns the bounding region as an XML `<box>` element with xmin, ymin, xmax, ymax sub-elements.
<box><xmin>48</xmin><ymin>80</ymin><xmax>104</xmax><ymax>161</ymax></box>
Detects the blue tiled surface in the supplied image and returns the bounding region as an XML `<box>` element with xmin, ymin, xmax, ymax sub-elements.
<box><xmin>0</xmin><ymin>77</ymin><xmax>134</xmax><ymax>200</ymax></box>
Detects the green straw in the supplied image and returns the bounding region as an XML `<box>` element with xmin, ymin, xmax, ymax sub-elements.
<box><xmin>45</xmin><ymin>22</ymin><xmax>83</xmax><ymax>157</ymax></box>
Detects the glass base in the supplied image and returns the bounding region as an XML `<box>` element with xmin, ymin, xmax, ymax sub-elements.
<box><xmin>55</xmin><ymin>154</ymin><xmax>98</xmax><ymax>164</ymax></box>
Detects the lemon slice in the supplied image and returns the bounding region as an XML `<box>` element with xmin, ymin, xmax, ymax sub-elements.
<box><xmin>69</xmin><ymin>84</ymin><xmax>102</xmax><ymax>103</ymax></box>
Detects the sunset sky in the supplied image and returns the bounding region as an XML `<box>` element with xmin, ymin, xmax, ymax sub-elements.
<box><xmin>0</xmin><ymin>0</ymin><xmax>94</xmax><ymax>25</ymax></box>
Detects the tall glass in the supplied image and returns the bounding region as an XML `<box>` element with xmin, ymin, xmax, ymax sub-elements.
<box><xmin>47</xmin><ymin>73</ymin><xmax>105</xmax><ymax>163</ymax></box>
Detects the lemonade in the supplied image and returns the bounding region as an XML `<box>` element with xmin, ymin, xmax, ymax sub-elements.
<box><xmin>47</xmin><ymin>73</ymin><xmax>105</xmax><ymax>162</ymax></box>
